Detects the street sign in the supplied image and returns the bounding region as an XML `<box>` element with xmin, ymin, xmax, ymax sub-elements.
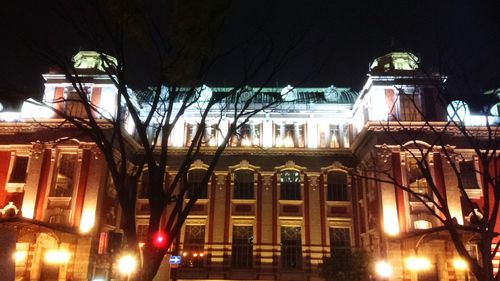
<box><xmin>169</xmin><ymin>255</ymin><xmax>181</xmax><ymax>265</ymax></box>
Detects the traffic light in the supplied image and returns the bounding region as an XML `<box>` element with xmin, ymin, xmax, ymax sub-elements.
<box><xmin>152</xmin><ymin>231</ymin><xmax>168</xmax><ymax>249</ymax></box>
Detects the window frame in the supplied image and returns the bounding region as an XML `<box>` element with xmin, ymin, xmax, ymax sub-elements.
<box><xmin>279</xmin><ymin>170</ymin><xmax>302</xmax><ymax>200</ymax></box>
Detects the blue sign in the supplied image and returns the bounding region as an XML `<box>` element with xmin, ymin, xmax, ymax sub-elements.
<box><xmin>169</xmin><ymin>255</ymin><xmax>182</xmax><ymax>265</ymax></box>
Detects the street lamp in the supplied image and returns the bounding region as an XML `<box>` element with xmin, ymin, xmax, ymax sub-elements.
<box><xmin>117</xmin><ymin>254</ymin><xmax>137</xmax><ymax>281</ymax></box>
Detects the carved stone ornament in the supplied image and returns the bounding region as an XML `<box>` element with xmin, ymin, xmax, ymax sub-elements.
<box><xmin>32</xmin><ymin>141</ymin><xmax>45</xmax><ymax>159</ymax></box>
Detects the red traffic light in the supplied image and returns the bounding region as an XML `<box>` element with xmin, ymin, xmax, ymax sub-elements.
<box><xmin>152</xmin><ymin>231</ymin><xmax>168</xmax><ymax>248</ymax></box>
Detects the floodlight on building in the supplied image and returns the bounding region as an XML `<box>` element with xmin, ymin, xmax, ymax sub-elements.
<box><xmin>80</xmin><ymin>211</ymin><xmax>95</xmax><ymax>233</ymax></box>
<box><xmin>117</xmin><ymin>254</ymin><xmax>137</xmax><ymax>275</ymax></box>
<box><xmin>453</xmin><ymin>258</ymin><xmax>468</xmax><ymax>270</ymax></box>
<box><xmin>13</xmin><ymin>251</ymin><xmax>27</xmax><ymax>263</ymax></box>
<box><xmin>405</xmin><ymin>256</ymin><xmax>431</xmax><ymax>271</ymax></box>
<box><xmin>45</xmin><ymin>249</ymin><xmax>70</xmax><ymax>264</ymax></box>
<box><xmin>375</xmin><ymin>261</ymin><xmax>393</xmax><ymax>278</ymax></box>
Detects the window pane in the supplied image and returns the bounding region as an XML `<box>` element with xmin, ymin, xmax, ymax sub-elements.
<box><xmin>232</xmin><ymin>124</ymin><xmax>261</xmax><ymax>147</ymax></box>
<box><xmin>407</xmin><ymin>159</ymin><xmax>431</xmax><ymax>202</ymax></box>
<box><xmin>182</xmin><ymin>225</ymin><xmax>205</xmax><ymax>268</ymax></box>
<box><xmin>280</xmin><ymin>171</ymin><xmax>301</xmax><ymax>200</ymax></box>
<box><xmin>234</xmin><ymin>170</ymin><xmax>254</xmax><ymax>199</ymax></box>
<box><xmin>281</xmin><ymin>227</ymin><xmax>302</xmax><ymax>269</ymax></box>
<box><xmin>8</xmin><ymin>156</ymin><xmax>29</xmax><ymax>183</ymax></box>
<box><xmin>275</xmin><ymin>123</ymin><xmax>305</xmax><ymax>148</ymax></box>
<box><xmin>187</xmin><ymin>169</ymin><xmax>208</xmax><ymax>199</ymax></box>
<box><xmin>460</xmin><ymin>161</ymin><xmax>479</xmax><ymax>189</ymax></box>
<box><xmin>329</xmin><ymin>228</ymin><xmax>350</xmax><ymax>255</ymax></box>
<box><xmin>231</xmin><ymin>226</ymin><xmax>253</xmax><ymax>267</ymax></box>
<box><xmin>50</xmin><ymin>153</ymin><xmax>77</xmax><ymax>197</ymax></box>
<box><xmin>327</xmin><ymin>172</ymin><xmax>348</xmax><ymax>201</ymax></box>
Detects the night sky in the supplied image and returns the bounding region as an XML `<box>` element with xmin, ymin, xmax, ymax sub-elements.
<box><xmin>1</xmin><ymin>0</ymin><xmax>499</xmax><ymax>106</ymax></box>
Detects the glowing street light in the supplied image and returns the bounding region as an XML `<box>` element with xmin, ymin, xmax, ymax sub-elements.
<box><xmin>117</xmin><ymin>254</ymin><xmax>137</xmax><ymax>280</ymax></box>
<box><xmin>453</xmin><ymin>258</ymin><xmax>468</xmax><ymax>270</ymax></box>
<box><xmin>405</xmin><ymin>256</ymin><xmax>431</xmax><ymax>271</ymax></box>
<box><xmin>44</xmin><ymin>249</ymin><xmax>70</xmax><ymax>264</ymax></box>
<box><xmin>375</xmin><ymin>261</ymin><xmax>393</xmax><ymax>278</ymax></box>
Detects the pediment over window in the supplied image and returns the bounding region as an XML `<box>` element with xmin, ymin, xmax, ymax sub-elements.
<box><xmin>274</xmin><ymin>160</ymin><xmax>306</xmax><ymax>173</ymax></box>
<box><xmin>228</xmin><ymin>160</ymin><xmax>260</xmax><ymax>172</ymax></box>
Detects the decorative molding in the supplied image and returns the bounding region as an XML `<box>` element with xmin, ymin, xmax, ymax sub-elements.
<box><xmin>274</xmin><ymin>160</ymin><xmax>307</xmax><ymax>172</ymax></box>
<box><xmin>228</xmin><ymin>160</ymin><xmax>261</xmax><ymax>172</ymax></box>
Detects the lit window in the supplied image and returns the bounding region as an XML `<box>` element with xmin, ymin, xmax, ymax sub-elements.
<box><xmin>231</xmin><ymin>226</ymin><xmax>253</xmax><ymax>267</ymax></box>
<box><xmin>281</xmin><ymin>226</ymin><xmax>302</xmax><ymax>269</ymax></box>
<box><xmin>234</xmin><ymin>170</ymin><xmax>254</xmax><ymax>199</ymax></box>
<box><xmin>327</xmin><ymin>172</ymin><xmax>348</xmax><ymax>201</ymax></box>
<box><xmin>185</xmin><ymin>123</ymin><xmax>218</xmax><ymax>147</ymax></box>
<box><xmin>182</xmin><ymin>225</ymin><xmax>205</xmax><ymax>268</ymax></box>
<box><xmin>187</xmin><ymin>169</ymin><xmax>208</xmax><ymax>199</ymax></box>
<box><xmin>318</xmin><ymin>124</ymin><xmax>348</xmax><ymax>148</ymax></box>
<box><xmin>414</xmin><ymin>220</ymin><xmax>432</xmax><ymax>230</ymax></box>
<box><xmin>231</xmin><ymin>123</ymin><xmax>261</xmax><ymax>147</ymax></box>
<box><xmin>280</xmin><ymin>170</ymin><xmax>301</xmax><ymax>200</ymax></box>
<box><xmin>275</xmin><ymin>123</ymin><xmax>305</xmax><ymax>148</ymax></box>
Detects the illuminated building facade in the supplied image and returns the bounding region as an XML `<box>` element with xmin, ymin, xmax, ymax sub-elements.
<box><xmin>0</xmin><ymin>51</ymin><xmax>498</xmax><ymax>280</ymax></box>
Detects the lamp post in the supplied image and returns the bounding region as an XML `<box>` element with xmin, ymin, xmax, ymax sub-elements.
<box><xmin>117</xmin><ymin>254</ymin><xmax>137</xmax><ymax>281</ymax></box>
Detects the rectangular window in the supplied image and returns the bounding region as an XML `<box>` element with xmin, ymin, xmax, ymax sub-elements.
<box><xmin>182</xmin><ymin>225</ymin><xmax>205</xmax><ymax>268</ymax></box>
<box><xmin>281</xmin><ymin>226</ymin><xmax>302</xmax><ymax>269</ymax></box>
<box><xmin>231</xmin><ymin>226</ymin><xmax>253</xmax><ymax>267</ymax></box>
<box><xmin>187</xmin><ymin>169</ymin><xmax>208</xmax><ymax>199</ymax></box>
<box><xmin>65</xmin><ymin>90</ymin><xmax>87</xmax><ymax>118</ymax></box>
<box><xmin>460</xmin><ymin>161</ymin><xmax>480</xmax><ymax>189</ymax></box>
<box><xmin>231</xmin><ymin>123</ymin><xmax>261</xmax><ymax>147</ymax></box>
<box><xmin>8</xmin><ymin>156</ymin><xmax>29</xmax><ymax>183</ymax></box>
<box><xmin>318</xmin><ymin>124</ymin><xmax>347</xmax><ymax>148</ymax></box>
<box><xmin>399</xmin><ymin>94</ymin><xmax>422</xmax><ymax>121</ymax></box>
<box><xmin>50</xmin><ymin>153</ymin><xmax>77</xmax><ymax>197</ymax></box>
<box><xmin>280</xmin><ymin>171</ymin><xmax>301</xmax><ymax>200</ymax></box>
<box><xmin>327</xmin><ymin>172</ymin><xmax>348</xmax><ymax>201</ymax></box>
<box><xmin>275</xmin><ymin>123</ymin><xmax>305</xmax><ymax>148</ymax></box>
<box><xmin>407</xmin><ymin>158</ymin><xmax>431</xmax><ymax>202</ymax></box>
<box><xmin>329</xmin><ymin>227</ymin><xmax>351</xmax><ymax>255</ymax></box>
<box><xmin>203</xmin><ymin>124</ymin><xmax>218</xmax><ymax>146</ymax></box>
<box><xmin>185</xmin><ymin>123</ymin><xmax>197</xmax><ymax>146</ymax></box>
<box><xmin>234</xmin><ymin>170</ymin><xmax>254</xmax><ymax>199</ymax></box>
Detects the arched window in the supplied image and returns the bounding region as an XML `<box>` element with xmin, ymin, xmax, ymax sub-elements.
<box><xmin>187</xmin><ymin>169</ymin><xmax>208</xmax><ymax>199</ymax></box>
<box><xmin>234</xmin><ymin>170</ymin><xmax>254</xmax><ymax>199</ymax></box>
<box><xmin>280</xmin><ymin>170</ymin><xmax>301</xmax><ymax>200</ymax></box>
<box><xmin>327</xmin><ymin>171</ymin><xmax>348</xmax><ymax>201</ymax></box>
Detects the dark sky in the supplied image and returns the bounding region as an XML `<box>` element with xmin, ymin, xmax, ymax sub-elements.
<box><xmin>1</xmin><ymin>0</ymin><xmax>499</xmax><ymax>105</ymax></box>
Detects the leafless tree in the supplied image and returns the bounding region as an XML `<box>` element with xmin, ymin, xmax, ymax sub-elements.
<box><xmin>355</xmin><ymin>68</ymin><xmax>500</xmax><ymax>281</ymax></box>
<box><xmin>24</xmin><ymin>1</ymin><xmax>319</xmax><ymax>280</ymax></box>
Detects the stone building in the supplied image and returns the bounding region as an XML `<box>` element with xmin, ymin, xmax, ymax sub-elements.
<box><xmin>0</xmin><ymin>51</ymin><xmax>498</xmax><ymax>281</ymax></box>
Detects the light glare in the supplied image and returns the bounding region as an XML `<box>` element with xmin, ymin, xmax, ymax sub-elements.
<box><xmin>375</xmin><ymin>261</ymin><xmax>392</xmax><ymax>278</ymax></box>
<box><xmin>453</xmin><ymin>258</ymin><xmax>468</xmax><ymax>270</ymax></box>
<box><xmin>117</xmin><ymin>254</ymin><xmax>137</xmax><ymax>275</ymax></box>
<box><xmin>45</xmin><ymin>249</ymin><xmax>70</xmax><ymax>264</ymax></box>
<box><xmin>405</xmin><ymin>256</ymin><xmax>431</xmax><ymax>271</ymax></box>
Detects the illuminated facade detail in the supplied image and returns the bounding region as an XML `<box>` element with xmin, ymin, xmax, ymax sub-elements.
<box><xmin>0</xmin><ymin>51</ymin><xmax>498</xmax><ymax>281</ymax></box>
